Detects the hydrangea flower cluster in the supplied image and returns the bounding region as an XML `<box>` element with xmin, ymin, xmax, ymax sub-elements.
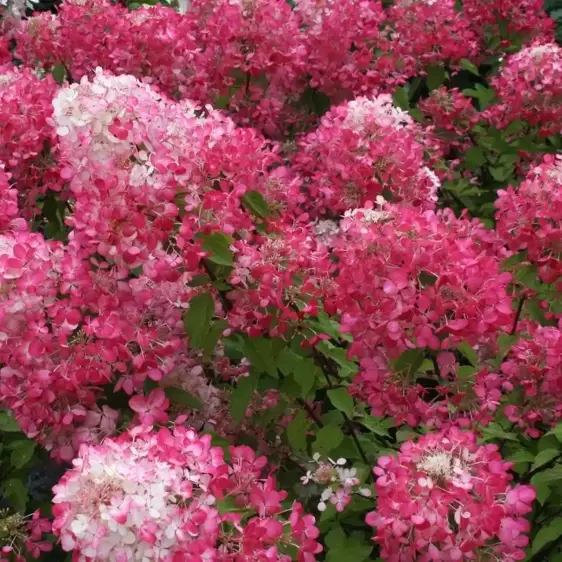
<box><xmin>489</xmin><ymin>42</ymin><xmax>562</xmax><ymax>138</ymax></box>
<box><xmin>473</xmin><ymin>321</ymin><xmax>562</xmax><ymax>437</ymax></box>
<box><xmin>294</xmin><ymin>0</ymin><xmax>393</xmax><ymax>99</ymax></box>
<box><xmin>332</xmin><ymin>202</ymin><xmax>513</xmax><ymax>426</ymax></box>
<box><xmin>329</xmin><ymin>202</ymin><xmax>512</xmax><ymax>357</ymax></box>
<box><xmin>294</xmin><ymin>95</ymin><xmax>439</xmax><ymax>217</ymax></box>
<box><xmin>367</xmin><ymin>428</ymin><xmax>535</xmax><ymax>561</ymax></box>
<box><xmin>300</xmin><ymin>454</ymin><xmax>372</xmax><ymax>513</ymax></box>
<box><xmin>52</xmin><ymin>425</ymin><xmax>322</xmax><ymax>561</ymax></box>
<box><xmin>188</xmin><ymin>0</ymin><xmax>308</xmax><ymax>137</ymax></box>
<box><xmin>386</xmin><ymin>0</ymin><xmax>478</xmax><ymax>74</ymax></box>
<box><xmin>418</xmin><ymin>87</ymin><xmax>478</xmax><ymax>155</ymax></box>
<box><xmin>0</xmin><ymin>66</ymin><xmax>61</xmax><ymax>215</ymax></box>
<box><xmin>496</xmin><ymin>154</ymin><xmax>562</xmax><ymax>284</ymax></box>
<box><xmin>462</xmin><ymin>0</ymin><xmax>555</xmax><ymax>52</ymax></box>
<box><xmin>0</xmin><ymin>509</ymin><xmax>51</xmax><ymax>562</ymax></box>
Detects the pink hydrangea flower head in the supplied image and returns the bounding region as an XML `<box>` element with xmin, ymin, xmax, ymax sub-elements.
<box><xmin>496</xmin><ymin>154</ymin><xmax>562</xmax><ymax>283</ymax></box>
<box><xmin>367</xmin><ymin>427</ymin><xmax>535</xmax><ymax>561</ymax></box>
<box><xmin>489</xmin><ymin>42</ymin><xmax>562</xmax><ymax>138</ymax></box>
<box><xmin>294</xmin><ymin>95</ymin><xmax>440</xmax><ymax>218</ymax></box>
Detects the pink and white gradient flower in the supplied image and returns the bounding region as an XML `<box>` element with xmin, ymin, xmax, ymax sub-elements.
<box><xmin>52</xmin><ymin>425</ymin><xmax>322</xmax><ymax>561</ymax></box>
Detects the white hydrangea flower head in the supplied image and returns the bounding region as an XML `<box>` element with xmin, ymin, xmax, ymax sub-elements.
<box><xmin>343</xmin><ymin>94</ymin><xmax>413</xmax><ymax>133</ymax></box>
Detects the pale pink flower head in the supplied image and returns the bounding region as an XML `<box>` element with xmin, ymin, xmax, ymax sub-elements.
<box><xmin>52</xmin><ymin>426</ymin><xmax>322</xmax><ymax>561</ymax></box>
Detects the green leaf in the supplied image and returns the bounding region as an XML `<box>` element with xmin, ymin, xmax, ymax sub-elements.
<box><xmin>305</xmin><ymin>310</ymin><xmax>349</xmax><ymax>341</ymax></box>
<box><xmin>462</xmin><ymin>85</ymin><xmax>496</xmax><ymax>109</ymax></box>
<box><xmin>277</xmin><ymin>349</ymin><xmax>317</xmax><ymax>397</ymax></box>
<box><xmin>287</xmin><ymin>410</ymin><xmax>308</xmax><ymax>452</ymax></box>
<box><xmin>464</xmin><ymin>146</ymin><xmax>486</xmax><ymax>169</ymax></box>
<box><xmin>359</xmin><ymin>416</ymin><xmax>392</xmax><ymax>437</ymax></box>
<box><xmin>201</xmin><ymin>232</ymin><xmax>234</xmax><ymax>266</ymax></box>
<box><xmin>277</xmin><ymin>348</ymin><xmax>299</xmax><ymax>376</ymax></box>
<box><xmin>293</xmin><ymin>360</ymin><xmax>317</xmax><ymax>398</ymax></box>
<box><xmin>325</xmin><ymin>526</ymin><xmax>374</xmax><ymax>562</ymax></box>
<box><xmin>506</xmin><ymin>450</ymin><xmax>534</xmax><ymax>463</ymax></box>
<box><xmin>241</xmin><ymin>191</ymin><xmax>270</xmax><ymax>218</ymax></box>
<box><xmin>327</xmin><ymin>388</ymin><xmax>355</xmax><ymax>417</ymax></box>
<box><xmin>460</xmin><ymin>58</ymin><xmax>480</xmax><ymax>76</ymax></box>
<box><xmin>502</xmin><ymin>252</ymin><xmax>527</xmax><ymax>268</ymax></box>
<box><xmin>164</xmin><ymin>387</ymin><xmax>203</xmax><ymax>411</ymax></box>
<box><xmin>325</xmin><ymin>524</ymin><xmax>346</xmax><ymax>549</ymax></box>
<box><xmin>480</xmin><ymin>422</ymin><xmax>519</xmax><ymax>442</ymax></box>
<box><xmin>531</xmin><ymin>464</ymin><xmax>562</xmax><ymax>485</ymax></box>
<box><xmin>215</xmin><ymin>95</ymin><xmax>230</xmax><ymax>109</ymax></box>
<box><xmin>10</xmin><ymin>440</ymin><xmax>36</xmax><ymax>469</ymax></box>
<box><xmin>313</xmin><ymin>425</ymin><xmax>344</xmax><ymax>455</ymax></box>
<box><xmin>217</xmin><ymin>496</ymin><xmax>251</xmax><ymax>514</ymax></box>
<box><xmin>533</xmin><ymin>481</ymin><xmax>552</xmax><ymax>505</ymax></box>
<box><xmin>457</xmin><ymin>365</ymin><xmax>477</xmax><ymax>381</ymax></box>
<box><xmin>280</xmin><ymin>373</ymin><xmax>303</xmax><ymax>398</ymax></box>
<box><xmin>538</xmin><ymin>434</ymin><xmax>559</xmax><ymax>452</ymax></box>
<box><xmin>187</xmin><ymin>274</ymin><xmax>211</xmax><ymax>287</ymax></box>
<box><xmin>231</xmin><ymin>372</ymin><xmax>259</xmax><ymax>423</ymax></box>
<box><xmin>456</xmin><ymin>341</ymin><xmax>478</xmax><ymax>367</ymax></box>
<box><xmin>243</xmin><ymin>337</ymin><xmax>278</xmax><ymax>377</ymax></box>
<box><xmin>51</xmin><ymin>63</ymin><xmax>67</xmax><ymax>85</ymax></box>
<box><xmin>316</xmin><ymin>341</ymin><xmax>358</xmax><ymax>377</ymax></box>
<box><xmin>3</xmin><ymin>478</ymin><xmax>28</xmax><ymax>512</ymax></box>
<box><xmin>528</xmin><ymin>298</ymin><xmax>548</xmax><ymax>325</ymax></box>
<box><xmin>492</xmin><ymin>334</ymin><xmax>520</xmax><ymax>368</ymax></box>
<box><xmin>0</xmin><ymin>411</ymin><xmax>21</xmax><ymax>432</ymax></box>
<box><xmin>515</xmin><ymin>264</ymin><xmax>539</xmax><ymax>289</ymax></box>
<box><xmin>42</xmin><ymin>192</ymin><xmax>65</xmax><ymax>239</ymax></box>
<box><xmin>408</xmin><ymin>107</ymin><xmax>424</xmax><ymax>122</ymax></box>
<box><xmin>505</xmin><ymin>119</ymin><xmax>526</xmax><ymax>136</ymax></box>
<box><xmin>532</xmin><ymin>517</ymin><xmax>562</xmax><ymax>555</ymax></box>
<box><xmin>489</xmin><ymin>165</ymin><xmax>513</xmax><ymax>182</ymax></box>
<box><xmin>418</xmin><ymin>270</ymin><xmax>438</xmax><ymax>287</ymax></box>
<box><xmin>327</xmin><ymin>537</ymin><xmax>372</xmax><ymax>562</ymax></box>
<box><xmin>184</xmin><ymin>292</ymin><xmax>215</xmax><ymax>348</ymax></box>
<box><xmin>201</xmin><ymin>319</ymin><xmax>228</xmax><ymax>357</ymax></box>
<box><xmin>396</xmin><ymin>427</ymin><xmax>418</xmax><ymax>442</ymax></box>
<box><xmin>552</xmin><ymin>422</ymin><xmax>562</xmax><ymax>442</ymax></box>
<box><xmin>533</xmin><ymin>449</ymin><xmax>560</xmax><ymax>471</ymax></box>
<box><xmin>392</xmin><ymin>349</ymin><xmax>425</xmax><ymax>378</ymax></box>
<box><xmin>426</xmin><ymin>65</ymin><xmax>446</xmax><ymax>90</ymax></box>
<box><xmin>392</xmin><ymin>87</ymin><xmax>409</xmax><ymax>110</ymax></box>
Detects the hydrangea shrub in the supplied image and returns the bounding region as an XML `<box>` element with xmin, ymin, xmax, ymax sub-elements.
<box><xmin>0</xmin><ymin>0</ymin><xmax>561</xmax><ymax>560</ymax></box>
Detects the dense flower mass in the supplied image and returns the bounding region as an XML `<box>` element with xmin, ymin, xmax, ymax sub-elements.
<box><xmin>329</xmin><ymin>202</ymin><xmax>512</xmax><ymax>357</ymax></box>
<box><xmin>367</xmin><ymin>428</ymin><xmax>535</xmax><ymax>561</ymax></box>
<box><xmin>489</xmin><ymin>42</ymin><xmax>562</xmax><ymax>138</ymax></box>
<box><xmin>0</xmin><ymin>0</ymin><xmax>560</xmax><ymax>559</ymax></box>
<box><xmin>294</xmin><ymin>96</ymin><xmax>439</xmax><ymax>217</ymax></box>
<box><xmin>496</xmin><ymin>154</ymin><xmax>562</xmax><ymax>283</ymax></box>
<box><xmin>0</xmin><ymin>66</ymin><xmax>61</xmax><ymax>214</ymax></box>
<box><xmin>386</xmin><ymin>0</ymin><xmax>478</xmax><ymax>74</ymax></box>
<box><xmin>335</xmin><ymin>202</ymin><xmax>513</xmax><ymax>426</ymax></box>
<box><xmin>295</xmin><ymin>0</ymin><xmax>395</xmax><ymax>98</ymax></box>
<box><xmin>479</xmin><ymin>321</ymin><xmax>562</xmax><ymax>437</ymax></box>
<box><xmin>52</xmin><ymin>425</ymin><xmax>322</xmax><ymax>561</ymax></box>
<box><xmin>462</xmin><ymin>0</ymin><xmax>555</xmax><ymax>52</ymax></box>
<box><xmin>418</xmin><ymin>88</ymin><xmax>477</xmax><ymax>154</ymax></box>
